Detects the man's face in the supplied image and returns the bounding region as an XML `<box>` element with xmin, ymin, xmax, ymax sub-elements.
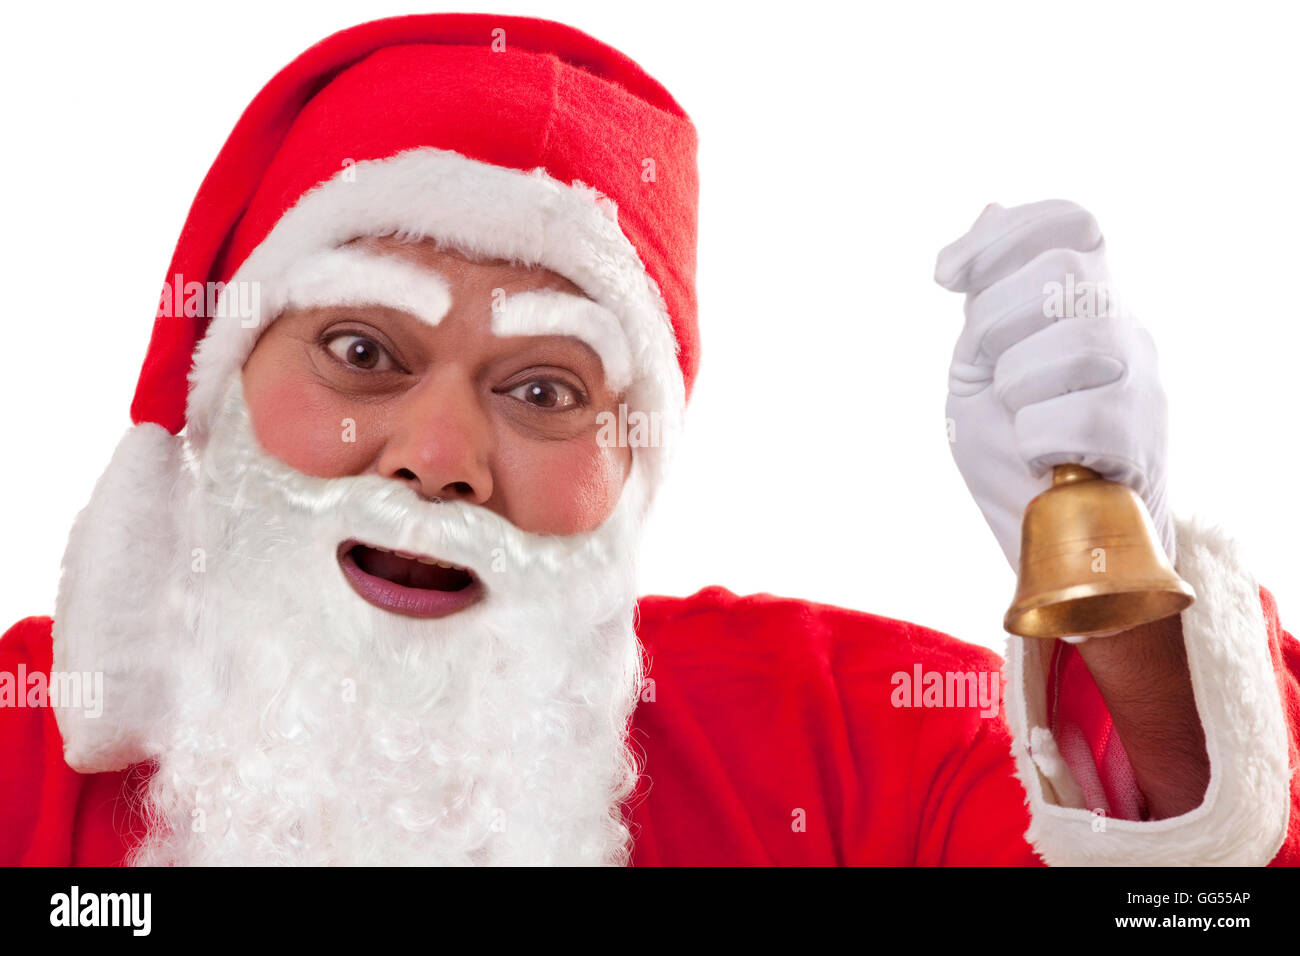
<box><xmin>241</xmin><ymin>235</ymin><xmax>633</xmax><ymax>536</ymax></box>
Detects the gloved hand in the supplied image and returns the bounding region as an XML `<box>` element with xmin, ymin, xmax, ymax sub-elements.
<box><xmin>933</xmin><ymin>199</ymin><xmax>1175</xmax><ymax>580</ymax></box>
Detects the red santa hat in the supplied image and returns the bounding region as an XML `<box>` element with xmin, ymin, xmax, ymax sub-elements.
<box><xmin>136</xmin><ymin>12</ymin><xmax>697</xmax><ymax>479</ymax></box>
<box><xmin>52</xmin><ymin>13</ymin><xmax>698</xmax><ymax>773</ymax></box>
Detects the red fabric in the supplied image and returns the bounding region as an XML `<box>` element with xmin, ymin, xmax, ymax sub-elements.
<box><xmin>130</xmin><ymin>13</ymin><xmax>700</xmax><ymax>434</ymax></box>
<box><xmin>4</xmin><ymin>586</ymin><xmax>1298</xmax><ymax>866</ymax></box>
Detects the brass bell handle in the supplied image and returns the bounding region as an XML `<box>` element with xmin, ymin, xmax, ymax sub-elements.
<box><xmin>1051</xmin><ymin>463</ymin><xmax>1102</xmax><ymax>486</ymax></box>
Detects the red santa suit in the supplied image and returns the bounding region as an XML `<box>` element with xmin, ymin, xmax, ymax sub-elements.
<box><xmin>4</xmin><ymin>578</ymin><xmax>1298</xmax><ymax>865</ymax></box>
<box><xmin>3</xmin><ymin>13</ymin><xmax>1298</xmax><ymax>866</ymax></box>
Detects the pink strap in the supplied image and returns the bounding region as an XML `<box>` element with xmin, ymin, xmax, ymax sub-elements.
<box><xmin>1047</xmin><ymin>641</ymin><xmax>1148</xmax><ymax>821</ymax></box>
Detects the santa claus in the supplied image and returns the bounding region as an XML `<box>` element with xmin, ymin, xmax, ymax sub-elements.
<box><xmin>1</xmin><ymin>12</ymin><xmax>1297</xmax><ymax>866</ymax></box>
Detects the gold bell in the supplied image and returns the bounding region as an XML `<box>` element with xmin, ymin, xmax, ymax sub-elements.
<box><xmin>1004</xmin><ymin>464</ymin><xmax>1196</xmax><ymax>639</ymax></box>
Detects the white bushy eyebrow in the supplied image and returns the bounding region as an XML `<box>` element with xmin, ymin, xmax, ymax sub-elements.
<box><xmin>276</xmin><ymin>245</ymin><xmax>453</xmax><ymax>327</ymax></box>
<box><xmin>264</xmin><ymin>247</ymin><xmax>633</xmax><ymax>389</ymax></box>
<box><xmin>491</xmin><ymin>289</ymin><xmax>633</xmax><ymax>391</ymax></box>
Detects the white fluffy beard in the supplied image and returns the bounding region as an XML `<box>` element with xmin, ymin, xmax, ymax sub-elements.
<box><xmin>130</xmin><ymin>378</ymin><xmax>646</xmax><ymax>866</ymax></box>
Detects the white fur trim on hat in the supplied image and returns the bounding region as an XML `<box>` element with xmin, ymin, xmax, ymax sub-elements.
<box><xmin>1005</xmin><ymin>514</ymin><xmax>1292</xmax><ymax>865</ymax></box>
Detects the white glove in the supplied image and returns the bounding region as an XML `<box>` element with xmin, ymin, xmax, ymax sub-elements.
<box><xmin>933</xmin><ymin>199</ymin><xmax>1175</xmax><ymax>582</ymax></box>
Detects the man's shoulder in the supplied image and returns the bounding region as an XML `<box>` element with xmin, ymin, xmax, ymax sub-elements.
<box><xmin>627</xmin><ymin>588</ymin><xmax>1021</xmax><ymax>866</ymax></box>
<box><xmin>1</xmin><ymin>615</ymin><xmax>54</xmax><ymax>669</ymax></box>
<box><xmin>1</xmin><ymin>616</ymin><xmax>63</xmax><ymax>864</ymax></box>
<box><xmin>0</xmin><ymin>615</ymin><xmax>58</xmax><ymax>747</ymax></box>
<box><xmin>635</xmin><ymin>586</ymin><xmax>1003</xmax><ymax>676</ymax></box>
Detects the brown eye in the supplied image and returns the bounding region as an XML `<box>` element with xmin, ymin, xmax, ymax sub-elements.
<box><xmin>506</xmin><ymin>379</ymin><xmax>580</xmax><ymax>409</ymax></box>
<box><xmin>325</xmin><ymin>334</ymin><xmax>396</xmax><ymax>372</ymax></box>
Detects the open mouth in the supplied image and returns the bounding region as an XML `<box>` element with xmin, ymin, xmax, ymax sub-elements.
<box><xmin>337</xmin><ymin>540</ymin><xmax>483</xmax><ymax>619</ymax></box>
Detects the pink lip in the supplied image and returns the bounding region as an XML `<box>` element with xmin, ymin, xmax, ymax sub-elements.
<box><xmin>337</xmin><ymin>541</ymin><xmax>485</xmax><ymax>619</ymax></box>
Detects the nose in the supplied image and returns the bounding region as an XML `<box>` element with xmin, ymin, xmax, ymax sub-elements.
<box><xmin>375</xmin><ymin>372</ymin><xmax>494</xmax><ymax>505</ymax></box>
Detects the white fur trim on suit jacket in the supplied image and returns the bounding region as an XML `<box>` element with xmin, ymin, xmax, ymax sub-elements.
<box><xmin>1005</xmin><ymin>515</ymin><xmax>1292</xmax><ymax>865</ymax></box>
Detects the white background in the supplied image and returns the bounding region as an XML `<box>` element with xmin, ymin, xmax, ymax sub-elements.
<box><xmin>1</xmin><ymin>1</ymin><xmax>1295</xmax><ymax>653</ymax></box>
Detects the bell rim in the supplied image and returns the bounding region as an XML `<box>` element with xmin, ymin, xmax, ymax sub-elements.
<box><xmin>1004</xmin><ymin>579</ymin><xmax>1197</xmax><ymax>639</ymax></box>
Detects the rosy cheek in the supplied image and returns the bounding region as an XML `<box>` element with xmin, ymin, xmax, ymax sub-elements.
<box><xmin>243</xmin><ymin>376</ymin><xmax>376</xmax><ymax>478</ymax></box>
<box><xmin>495</xmin><ymin>438</ymin><xmax>629</xmax><ymax>535</ymax></box>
